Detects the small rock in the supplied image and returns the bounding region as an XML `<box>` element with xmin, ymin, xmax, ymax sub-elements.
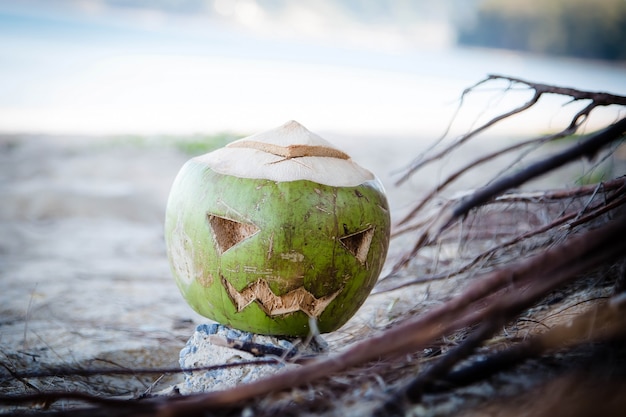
<box><xmin>178</xmin><ymin>323</ymin><xmax>324</xmax><ymax>393</ymax></box>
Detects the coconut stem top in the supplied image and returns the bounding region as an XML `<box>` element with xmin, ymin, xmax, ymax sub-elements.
<box><xmin>195</xmin><ymin>120</ymin><xmax>376</xmax><ymax>187</ymax></box>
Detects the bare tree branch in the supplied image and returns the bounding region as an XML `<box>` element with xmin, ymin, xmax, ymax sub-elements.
<box><xmin>439</xmin><ymin>117</ymin><xmax>626</xmax><ymax>232</ymax></box>
<box><xmin>487</xmin><ymin>74</ymin><xmax>626</xmax><ymax>106</ymax></box>
<box><xmin>0</xmin><ymin>359</ymin><xmax>282</xmax><ymax>382</ymax></box>
<box><xmin>378</xmin><ymin>179</ymin><xmax>626</xmax><ymax>291</ymax></box>
<box><xmin>384</xmin><ymin>291</ymin><xmax>626</xmax><ymax>413</ymax></box>
<box><xmin>395</xmin><ymin>131</ymin><xmax>569</xmax><ymax>228</ymax></box>
<box><xmin>374</xmin><ymin>232</ymin><xmax>626</xmax><ymax>416</ymax></box>
<box><xmin>395</xmin><ymin>90</ymin><xmax>541</xmax><ymax>186</ymax></box>
<box><xmin>394</xmin><ymin>74</ymin><xmax>626</xmax><ymax>187</ymax></box>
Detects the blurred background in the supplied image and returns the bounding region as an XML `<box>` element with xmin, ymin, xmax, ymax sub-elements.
<box><xmin>1</xmin><ymin>0</ymin><xmax>625</xmax><ymax>138</ymax></box>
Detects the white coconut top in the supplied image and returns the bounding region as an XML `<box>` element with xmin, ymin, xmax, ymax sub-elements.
<box><xmin>195</xmin><ymin>120</ymin><xmax>375</xmax><ymax>187</ymax></box>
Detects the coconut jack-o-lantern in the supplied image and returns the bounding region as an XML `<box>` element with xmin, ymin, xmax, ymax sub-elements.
<box><xmin>165</xmin><ymin>121</ymin><xmax>390</xmax><ymax>337</ymax></box>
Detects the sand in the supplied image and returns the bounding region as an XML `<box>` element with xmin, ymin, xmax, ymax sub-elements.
<box><xmin>0</xmin><ymin>130</ymin><xmax>590</xmax><ymax>398</ymax></box>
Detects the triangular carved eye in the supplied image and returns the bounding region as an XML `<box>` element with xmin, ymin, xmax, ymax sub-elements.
<box><xmin>208</xmin><ymin>215</ymin><xmax>259</xmax><ymax>254</ymax></box>
<box><xmin>339</xmin><ymin>226</ymin><xmax>374</xmax><ymax>264</ymax></box>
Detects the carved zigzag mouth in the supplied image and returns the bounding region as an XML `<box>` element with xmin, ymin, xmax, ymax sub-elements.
<box><xmin>222</xmin><ymin>277</ymin><xmax>342</xmax><ymax>318</ymax></box>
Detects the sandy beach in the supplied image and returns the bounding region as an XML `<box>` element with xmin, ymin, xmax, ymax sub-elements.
<box><xmin>0</xmin><ymin>126</ymin><xmax>609</xmax><ymax>401</ymax></box>
<box><xmin>0</xmin><ymin>132</ymin><xmax>434</xmax><ymax>395</ymax></box>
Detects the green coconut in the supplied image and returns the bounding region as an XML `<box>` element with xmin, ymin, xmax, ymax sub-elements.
<box><xmin>165</xmin><ymin>120</ymin><xmax>390</xmax><ymax>336</ymax></box>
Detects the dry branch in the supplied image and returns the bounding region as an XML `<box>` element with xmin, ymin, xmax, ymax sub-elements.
<box><xmin>377</xmin><ymin>244</ymin><xmax>626</xmax><ymax>416</ymax></box>
<box><xmin>387</xmin><ymin>76</ymin><xmax>626</xmax><ymax>284</ymax></box>
<box><xmin>395</xmin><ymin>74</ymin><xmax>626</xmax><ymax>187</ymax></box>
<box><xmin>395</xmin><ymin>132</ymin><xmax>557</xmax><ymax>229</ymax></box>
<box><xmin>487</xmin><ymin>74</ymin><xmax>626</xmax><ymax>106</ymax></box>
<box><xmin>429</xmin><ymin>293</ymin><xmax>626</xmax><ymax>393</ymax></box>
<box><xmin>395</xmin><ymin>74</ymin><xmax>626</xmax><ymax>234</ymax></box>
<box><xmin>378</xmin><ymin>177</ymin><xmax>626</xmax><ymax>292</ymax></box>
<box><xmin>442</xmin><ymin>117</ymin><xmax>626</xmax><ymax>231</ymax></box>
<box><xmin>395</xmin><ymin>86</ymin><xmax>541</xmax><ymax>185</ymax></box>
<box><xmin>1</xmin><ymin>359</ymin><xmax>281</xmax><ymax>381</ymax></box>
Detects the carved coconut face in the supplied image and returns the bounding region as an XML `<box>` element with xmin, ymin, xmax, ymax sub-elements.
<box><xmin>165</xmin><ymin>121</ymin><xmax>390</xmax><ymax>336</ymax></box>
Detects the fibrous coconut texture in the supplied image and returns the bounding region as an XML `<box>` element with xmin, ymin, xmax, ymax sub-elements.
<box><xmin>165</xmin><ymin>121</ymin><xmax>391</xmax><ymax>336</ymax></box>
<box><xmin>197</xmin><ymin>120</ymin><xmax>375</xmax><ymax>187</ymax></box>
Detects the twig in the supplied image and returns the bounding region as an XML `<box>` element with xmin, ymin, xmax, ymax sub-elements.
<box><xmin>395</xmin><ymin>131</ymin><xmax>574</xmax><ymax>229</ymax></box>
<box><xmin>395</xmin><ymin>89</ymin><xmax>541</xmax><ymax>186</ymax></box>
<box><xmin>569</xmin><ymin>189</ymin><xmax>626</xmax><ymax>227</ymax></box>
<box><xmin>373</xmin><ymin>231</ymin><xmax>626</xmax><ymax>416</ymax></box>
<box><xmin>487</xmin><ymin>74</ymin><xmax>626</xmax><ymax>106</ymax></box>
<box><xmin>23</xmin><ymin>284</ymin><xmax>38</xmax><ymax>351</ymax></box>
<box><xmin>419</xmin><ymin>292</ymin><xmax>626</xmax><ymax>394</ymax></box>
<box><xmin>438</xmin><ymin>117</ymin><xmax>626</xmax><ymax>233</ymax></box>
<box><xmin>0</xmin><ymin>390</ymin><xmax>153</xmax><ymax>410</ymax></box>
<box><xmin>378</xmin><ymin>182</ymin><xmax>626</xmax><ymax>292</ymax></box>
<box><xmin>1</xmin><ymin>359</ymin><xmax>281</xmax><ymax>381</ymax></box>
<box><xmin>4</xmin><ymin>197</ymin><xmax>624</xmax><ymax>417</ymax></box>
<box><xmin>394</xmin><ymin>74</ymin><xmax>626</xmax><ymax>187</ymax></box>
<box><xmin>491</xmin><ymin>177</ymin><xmax>625</xmax><ymax>203</ymax></box>
<box><xmin>389</xmin><ymin>176</ymin><xmax>624</xmax><ymax>240</ymax></box>
<box><xmin>0</xmin><ymin>362</ymin><xmax>41</xmax><ymax>394</ymax></box>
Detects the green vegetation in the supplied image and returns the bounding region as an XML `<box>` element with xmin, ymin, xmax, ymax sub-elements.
<box><xmin>544</xmin><ymin>133</ymin><xmax>615</xmax><ymax>185</ymax></box>
<box><xmin>171</xmin><ymin>133</ymin><xmax>240</xmax><ymax>156</ymax></box>
<box><xmin>575</xmin><ymin>166</ymin><xmax>610</xmax><ymax>186</ymax></box>
<box><xmin>457</xmin><ymin>0</ymin><xmax>626</xmax><ymax>61</ymax></box>
<box><xmin>107</xmin><ymin>132</ymin><xmax>242</xmax><ymax>156</ymax></box>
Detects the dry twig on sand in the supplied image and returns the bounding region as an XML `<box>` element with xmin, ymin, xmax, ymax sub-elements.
<box><xmin>389</xmin><ymin>74</ymin><xmax>626</xmax><ymax>276</ymax></box>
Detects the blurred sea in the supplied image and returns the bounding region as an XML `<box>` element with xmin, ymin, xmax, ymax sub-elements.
<box><xmin>0</xmin><ymin>4</ymin><xmax>625</xmax><ymax>137</ymax></box>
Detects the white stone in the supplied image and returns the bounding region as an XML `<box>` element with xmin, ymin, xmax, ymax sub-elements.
<box><xmin>179</xmin><ymin>323</ymin><xmax>323</xmax><ymax>393</ymax></box>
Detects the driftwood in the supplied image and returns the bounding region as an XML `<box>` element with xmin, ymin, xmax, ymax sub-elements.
<box><xmin>2</xmin><ymin>75</ymin><xmax>625</xmax><ymax>416</ymax></box>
